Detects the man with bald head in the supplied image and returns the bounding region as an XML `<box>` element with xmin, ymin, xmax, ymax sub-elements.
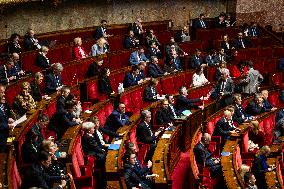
<box><xmin>213</xmin><ymin>110</ymin><xmax>239</xmax><ymax>140</ymax></box>
<box><xmin>194</xmin><ymin>133</ymin><xmax>221</xmax><ymax>178</ymax></box>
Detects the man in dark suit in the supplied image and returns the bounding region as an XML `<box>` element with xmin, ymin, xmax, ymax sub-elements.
<box><xmin>24</xmin><ymin>29</ymin><xmax>42</xmax><ymax>50</ymax></box>
<box><xmin>165</xmin><ymin>37</ymin><xmax>188</xmax><ymax>58</ymax></box>
<box><xmin>165</xmin><ymin>50</ymin><xmax>182</xmax><ymax>72</ymax></box>
<box><xmin>143</xmin><ymin>78</ymin><xmax>159</xmax><ymax>102</ymax></box>
<box><xmin>191</xmin><ymin>49</ymin><xmax>205</xmax><ymax>69</ymax></box>
<box><xmin>166</xmin><ymin>94</ymin><xmax>178</xmax><ymax>119</ymax></box>
<box><xmin>148</xmin><ymin>56</ymin><xmax>167</xmax><ymax>78</ymax></box>
<box><xmin>30</xmin><ymin>114</ymin><xmax>52</xmax><ymax>147</ymax></box>
<box><xmin>36</xmin><ymin>46</ymin><xmax>51</xmax><ymax>69</ymax></box>
<box><xmin>193</xmin><ymin>133</ymin><xmax>222</xmax><ymax>178</ymax></box>
<box><xmin>248</xmin><ymin>22</ymin><xmax>261</xmax><ymax>37</ymax></box>
<box><xmin>136</xmin><ymin>110</ymin><xmax>162</xmax><ymax>162</ymax></box>
<box><xmin>245</xmin><ymin>94</ymin><xmax>267</xmax><ymax>116</ymax></box>
<box><xmin>94</xmin><ymin>20</ymin><xmax>112</xmax><ymax>39</ymax></box>
<box><xmin>56</xmin><ymin>86</ymin><xmax>70</xmax><ymax>112</ymax></box>
<box><xmin>132</xmin><ymin>18</ymin><xmax>145</xmax><ymax>43</ymax></box>
<box><xmin>147</xmin><ymin>42</ymin><xmax>162</xmax><ymax>59</ymax></box>
<box><xmin>205</xmin><ymin>50</ymin><xmax>219</xmax><ymax>66</ymax></box>
<box><xmin>104</xmin><ymin>103</ymin><xmax>130</xmax><ymax>133</ymax></box>
<box><xmin>30</xmin><ymin>72</ymin><xmax>47</xmax><ymax>102</ymax></box>
<box><xmin>233</xmin><ymin>32</ymin><xmax>250</xmax><ymax>49</ymax></box>
<box><xmin>214</xmin><ymin>13</ymin><xmax>226</xmax><ymax>28</ymax></box>
<box><xmin>0</xmin><ymin>84</ymin><xmax>15</xmax><ymax>152</ymax></box>
<box><xmin>45</xmin><ymin>63</ymin><xmax>63</xmax><ymax>95</ymax></box>
<box><xmin>123</xmin><ymin>65</ymin><xmax>144</xmax><ymax>88</ymax></box>
<box><xmin>261</xmin><ymin>90</ymin><xmax>277</xmax><ymax>112</ymax></box>
<box><xmin>0</xmin><ymin>59</ymin><xmax>23</xmax><ymax>84</ymax></box>
<box><xmin>124</xmin><ymin>30</ymin><xmax>139</xmax><ymax>49</ymax></box>
<box><xmin>193</xmin><ymin>13</ymin><xmax>208</xmax><ymax>29</ymax></box>
<box><xmin>48</xmin><ymin>101</ymin><xmax>82</xmax><ymax>139</ymax></box>
<box><xmin>175</xmin><ymin>86</ymin><xmax>204</xmax><ymax>116</ymax></box>
<box><xmin>232</xmin><ymin>94</ymin><xmax>253</xmax><ymax>124</ymax></box>
<box><xmin>21</xmin><ymin>151</ymin><xmax>69</xmax><ymax>189</ymax></box>
<box><xmin>155</xmin><ymin>99</ymin><xmax>175</xmax><ymax>126</ymax></box>
<box><xmin>211</xmin><ymin>71</ymin><xmax>234</xmax><ymax>108</ymax></box>
<box><xmin>213</xmin><ymin>110</ymin><xmax>239</xmax><ymax>140</ymax></box>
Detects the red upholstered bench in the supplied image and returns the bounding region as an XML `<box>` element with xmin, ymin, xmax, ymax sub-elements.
<box><xmin>10</xmin><ymin>158</ymin><xmax>22</xmax><ymax>189</ymax></box>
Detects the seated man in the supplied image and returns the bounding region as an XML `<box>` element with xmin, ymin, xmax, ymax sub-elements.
<box><xmin>193</xmin><ymin>13</ymin><xmax>208</xmax><ymax>29</ymax></box>
<box><xmin>233</xmin><ymin>32</ymin><xmax>250</xmax><ymax>49</ymax></box>
<box><xmin>176</xmin><ymin>26</ymin><xmax>190</xmax><ymax>43</ymax></box>
<box><xmin>166</xmin><ymin>94</ymin><xmax>178</xmax><ymax>119</ymax></box>
<box><xmin>245</xmin><ymin>94</ymin><xmax>267</xmax><ymax>116</ymax></box>
<box><xmin>143</xmin><ymin>78</ymin><xmax>160</xmax><ymax>102</ymax></box>
<box><xmin>24</xmin><ymin>29</ymin><xmax>42</xmax><ymax>50</ymax></box>
<box><xmin>164</xmin><ymin>50</ymin><xmax>182</xmax><ymax>72</ymax></box>
<box><xmin>30</xmin><ymin>72</ymin><xmax>48</xmax><ymax>102</ymax></box>
<box><xmin>261</xmin><ymin>90</ymin><xmax>277</xmax><ymax>112</ymax></box>
<box><xmin>94</xmin><ymin>19</ymin><xmax>112</xmax><ymax>39</ymax></box>
<box><xmin>165</xmin><ymin>37</ymin><xmax>188</xmax><ymax>58</ymax></box>
<box><xmin>193</xmin><ymin>133</ymin><xmax>222</xmax><ymax>178</ymax></box>
<box><xmin>216</xmin><ymin>48</ymin><xmax>229</xmax><ymax>64</ymax></box>
<box><xmin>129</xmin><ymin>46</ymin><xmax>149</xmax><ymax>65</ymax></box>
<box><xmin>56</xmin><ymin>86</ymin><xmax>70</xmax><ymax>112</ymax></box>
<box><xmin>21</xmin><ymin>130</ymin><xmax>39</xmax><ymax>164</ymax></box>
<box><xmin>21</xmin><ymin>151</ymin><xmax>70</xmax><ymax>189</ymax></box>
<box><xmin>232</xmin><ymin>93</ymin><xmax>254</xmax><ymax>124</ymax></box>
<box><xmin>145</xmin><ymin>29</ymin><xmax>161</xmax><ymax>48</ymax></box>
<box><xmin>205</xmin><ymin>50</ymin><xmax>219</xmax><ymax>66</ymax></box>
<box><xmin>191</xmin><ymin>49</ymin><xmax>206</xmax><ymax>69</ymax></box>
<box><xmin>136</xmin><ymin>110</ymin><xmax>162</xmax><ymax>162</ymax></box>
<box><xmin>0</xmin><ymin>58</ymin><xmax>24</xmax><ymax>84</ymax></box>
<box><xmin>123</xmin><ymin>151</ymin><xmax>158</xmax><ymax>189</ymax></box>
<box><xmin>124</xmin><ymin>30</ymin><xmax>139</xmax><ymax>49</ymax></box>
<box><xmin>104</xmin><ymin>103</ymin><xmax>129</xmax><ymax>133</ymax></box>
<box><xmin>45</xmin><ymin>63</ymin><xmax>64</xmax><ymax>95</ymax></box>
<box><xmin>30</xmin><ymin>114</ymin><xmax>52</xmax><ymax>147</ymax></box>
<box><xmin>147</xmin><ymin>42</ymin><xmax>162</xmax><ymax>59</ymax></box>
<box><xmin>248</xmin><ymin>22</ymin><xmax>260</xmax><ymax>37</ymax></box>
<box><xmin>148</xmin><ymin>56</ymin><xmax>167</xmax><ymax>78</ymax></box>
<box><xmin>36</xmin><ymin>46</ymin><xmax>51</xmax><ymax>69</ymax></box>
<box><xmin>48</xmin><ymin>101</ymin><xmax>82</xmax><ymax>139</ymax></box>
<box><xmin>155</xmin><ymin>99</ymin><xmax>175</xmax><ymax>126</ymax></box>
<box><xmin>123</xmin><ymin>65</ymin><xmax>144</xmax><ymax>88</ymax></box>
<box><xmin>86</xmin><ymin>59</ymin><xmax>103</xmax><ymax>78</ymax></box>
<box><xmin>213</xmin><ymin>110</ymin><xmax>239</xmax><ymax>140</ymax></box>
<box><xmin>175</xmin><ymin>86</ymin><xmax>204</xmax><ymax>116</ymax></box>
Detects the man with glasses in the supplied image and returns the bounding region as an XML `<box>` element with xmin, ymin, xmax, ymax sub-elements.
<box><xmin>104</xmin><ymin>102</ymin><xmax>130</xmax><ymax>133</ymax></box>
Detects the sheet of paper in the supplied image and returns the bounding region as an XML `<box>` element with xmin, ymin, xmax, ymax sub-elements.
<box><xmin>161</xmin><ymin>134</ymin><xmax>171</xmax><ymax>139</ymax></box>
<box><xmin>114</xmin><ymin>139</ymin><xmax>122</xmax><ymax>144</ymax></box>
<box><xmin>12</xmin><ymin>114</ymin><xmax>27</xmax><ymax>128</ymax></box>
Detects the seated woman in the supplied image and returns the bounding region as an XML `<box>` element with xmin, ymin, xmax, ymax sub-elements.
<box><xmin>7</xmin><ymin>33</ymin><xmax>22</xmax><ymax>54</ymax></box>
<box><xmin>143</xmin><ymin>78</ymin><xmax>159</xmax><ymax>102</ymax></box>
<box><xmin>238</xmin><ymin>164</ymin><xmax>250</xmax><ymax>182</ymax></box>
<box><xmin>89</xmin><ymin>37</ymin><xmax>109</xmax><ymax>57</ymax></box>
<box><xmin>191</xmin><ymin>67</ymin><xmax>209</xmax><ymax>88</ymax></box>
<box><xmin>73</xmin><ymin>37</ymin><xmax>88</xmax><ymax>60</ymax></box>
<box><xmin>13</xmin><ymin>82</ymin><xmax>37</xmax><ymax>117</ymax></box>
<box><xmin>98</xmin><ymin>67</ymin><xmax>115</xmax><ymax>97</ymax></box>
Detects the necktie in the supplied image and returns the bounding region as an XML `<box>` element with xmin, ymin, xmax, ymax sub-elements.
<box><xmin>221</xmin><ymin>81</ymin><xmax>226</xmax><ymax>92</ymax></box>
<box><xmin>0</xmin><ymin>104</ymin><xmax>5</xmax><ymax>115</ymax></box>
<box><xmin>169</xmin><ymin>105</ymin><xmax>177</xmax><ymax>118</ymax></box>
<box><xmin>201</xmin><ymin>20</ymin><xmax>205</xmax><ymax>28</ymax></box>
<box><xmin>240</xmin><ymin>39</ymin><xmax>245</xmax><ymax>48</ymax></box>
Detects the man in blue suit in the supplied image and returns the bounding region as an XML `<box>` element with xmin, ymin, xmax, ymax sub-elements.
<box><xmin>148</xmin><ymin>56</ymin><xmax>167</xmax><ymax>78</ymax></box>
<box><xmin>191</xmin><ymin>49</ymin><xmax>205</xmax><ymax>69</ymax></box>
<box><xmin>194</xmin><ymin>133</ymin><xmax>221</xmax><ymax>178</ymax></box>
<box><xmin>129</xmin><ymin>47</ymin><xmax>149</xmax><ymax>65</ymax></box>
<box><xmin>0</xmin><ymin>84</ymin><xmax>15</xmax><ymax>152</ymax></box>
<box><xmin>45</xmin><ymin>63</ymin><xmax>63</xmax><ymax>95</ymax></box>
<box><xmin>193</xmin><ymin>14</ymin><xmax>208</xmax><ymax>29</ymax></box>
<box><xmin>233</xmin><ymin>32</ymin><xmax>250</xmax><ymax>49</ymax></box>
<box><xmin>123</xmin><ymin>65</ymin><xmax>144</xmax><ymax>88</ymax></box>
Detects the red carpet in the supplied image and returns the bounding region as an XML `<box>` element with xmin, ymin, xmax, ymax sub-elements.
<box><xmin>171</xmin><ymin>151</ymin><xmax>190</xmax><ymax>189</ymax></box>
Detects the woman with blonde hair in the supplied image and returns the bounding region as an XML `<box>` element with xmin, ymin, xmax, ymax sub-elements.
<box><xmin>89</xmin><ymin>37</ymin><xmax>109</xmax><ymax>56</ymax></box>
<box><xmin>13</xmin><ymin>82</ymin><xmax>36</xmax><ymax>117</ymax></box>
<box><xmin>73</xmin><ymin>37</ymin><xmax>88</xmax><ymax>60</ymax></box>
<box><xmin>238</xmin><ymin>164</ymin><xmax>250</xmax><ymax>181</ymax></box>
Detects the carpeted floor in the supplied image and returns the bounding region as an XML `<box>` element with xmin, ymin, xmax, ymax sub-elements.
<box><xmin>171</xmin><ymin>151</ymin><xmax>190</xmax><ymax>189</ymax></box>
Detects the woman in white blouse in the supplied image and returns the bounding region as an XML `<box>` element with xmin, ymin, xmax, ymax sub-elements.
<box><xmin>191</xmin><ymin>67</ymin><xmax>209</xmax><ymax>87</ymax></box>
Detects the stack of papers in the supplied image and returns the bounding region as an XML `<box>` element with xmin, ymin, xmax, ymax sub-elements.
<box><xmin>161</xmin><ymin>134</ymin><xmax>171</xmax><ymax>139</ymax></box>
<box><xmin>114</xmin><ymin>139</ymin><xmax>122</xmax><ymax>144</ymax></box>
<box><xmin>221</xmin><ymin>152</ymin><xmax>231</xmax><ymax>156</ymax></box>
<box><xmin>108</xmin><ymin>144</ymin><xmax>120</xmax><ymax>150</ymax></box>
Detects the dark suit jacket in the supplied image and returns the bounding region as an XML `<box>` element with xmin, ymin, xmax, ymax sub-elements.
<box><xmin>36</xmin><ymin>53</ymin><xmax>51</xmax><ymax>69</ymax></box>
<box><xmin>30</xmin><ymin>80</ymin><xmax>43</xmax><ymax>102</ymax></box>
<box><xmin>21</xmin><ymin>141</ymin><xmax>38</xmax><ymax>164</ymax></box>
<box><xmin>252</xmin><ymin>155</ymin><xmax>268</xmax><ymax>182</ymax></box>
<box><xmin>24</xmin><ymin>36</ymin><xmax>38</xmax><ymax>51</ymax></box>
<box><xmin>233</xmin><ymin>38</ymin><xmax>250</xmax><ymax>49</ymax></box>
<box><xmin>248</xmin><ymin>27</ymin><xmax>260</xmax><ymax>37</ymax></box>
<box><xmin>124</xmin><ymin>36</ymin><xmax>139</xmax><ymax>49</ymax></box>
<box><xmin>175</xmin><ymin>95</ymin><xmax>201</xmax><ymax>116</ymax></box>
<box><xmin>123</xmin><ymin>73</ymin><xmax>140</xmax><ymax>88</ymax></box>
<box><xmin>98</xmin><ymin>76</ymin><xmax>113</xmax><ymax>95</ymax></box>
<box><xmin>31</xmin><ymin>123</ymin><xmax>44</xmax><ymax>147</ymax></box>
<box><xmin>213</xmin><ymin>117</ymin><xmax>236</xmax><ymax>139</ymax></box>
<box><xmin>7</xmin><ymin>42</ymin><xmax>22</xmax><ymax>54</ymax></box>
<box><xmin>94</xmin><ymin>26</ymin><xmax>106</xmax><ymax>39</ymax></box>
<box><xmin>147</xmin><ymin>47</ymin><xmax>162</xmax><ymax>59</ymax></box>
<box><xmin>220</xmin><ymin>41</ymin><xmax>233</xmax><ymax>52</ymax></box>
<box><xmin>263</xmin><ymin>99</ymin><xmax>273</xmax><ymax>111</ymax></box>
<box><xmin>132</xmin><ymin>23</ymin><xmax>142</xmax><ymax>36</ymax></box>
<box><xmin>104</xmin><ymin>110</ymin><xmax>129</xmax><ymax>132</ymax></box>
<box><xmin>0</xmin><ymin>65</ymin><xmax>19</xmax><ymax>84</ymax></box>
<box><xmin>0</xmin><ymin>103</ymin><xmax>13</xmax><ymax>147</ymax></box>
<box><xmin>245</xmin><ymin>101</ymin><xmax>266</xmax><ymax>116</ymax></box>
<box><xmin>276</xmin><ymin>109</ymin><xmax>284</xmax><ymax>124</ymax></box>
<box><xmin>81</xmin><ymin>133</ymin><xmax>106</xmax><ymax>158</ymax></box>
<box><xmin>191</xmin><ymin>55</ymin><xmax>203</xmax><ymax>69</ymax></box>
<box><xmin>155</xmin><ymin>107</ymin><xmax>174</xmax><ymax>125</ymax></box>
<box><xmin>48</xmin><ymin>110</ymin><xmax>78</xmax><ymax>139</ymax></box>
<box><xmin>45</xmin><ymin>73</ymin><xmax>63</xmax><ymax>95</ymax></box>
<box><xmin>56</xmin><ymin>96</ymin><xmax>65</xmax><ymax>112</ymax></box>
<box><xmin>193</xmin><ymin>142</ymin><xmax>214</xmax><ymax>167</ymax></box>
<box><xmin>211</xmin><ymin>78</ymin><xmax>234</xmax><ymax>100</ymax></box>
<box><xmin>86</xmin><ymin>62</ymin><xmax>101</xmax><ymax>78</ymax></box>
<box><xmin>143</xmin><ymin>86</ymin><xmax>158</xmax><ymax>102</ymax></box>
<box><xmin>193</xmin><ymin>19</ymin><xmax>208</xmax><ymax>29</ymax></box>
<box><xmin>233</xmin><ymin>104</ymin><xmax>250</xmax><ymax>124</ymax></box>
<box><xmin>205</xmin><ymin>55</ymin><xmax>219</xmax><ymax>66</ymax></box>
<box><xmin>124</xmin><ymin>163</ymin><xmax>150</xmax><ymax>189</ymax></box>
<box><xmin>148</xmin><ymin>63</ymin><xmax>164</xmax><ymax>78</ymax></box>
<box><xmin>136</xmin><ymin>121</ymin><xmax>155</xmax><ymax>144</ymax></box>
<box><xmin>21</xmin><ymin>163</ymin><xmax>62</xmax><ymax>189</ymax></box>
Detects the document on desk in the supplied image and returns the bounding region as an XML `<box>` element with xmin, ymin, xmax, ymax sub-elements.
<box><xmin>12</xmin><ymin>114</ymin><xmax>27</xmax><ymax>128</ymax></box>
<box><xmin>114</xmin><ymin>139</ymin><xmax>122</xmax><ymax>144</ymax></box>
<box><xmin>221</xmin><ymin>152</ymin><xmax>231</xmax><ymax>156</ymax></box>
<box><xmin>108</xmin><ymin>144</ymin><xmax>120</xmax><ymax>150</ymax></box>
<box><xmin>161</xmin><ymin>134</ymin><xmax>171</xmax><ymax>139</ymax></box>
<box><xmin>182</xmin><ymin>110</ymin><xmax>192</xmax><ymax>116</ymax></box>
